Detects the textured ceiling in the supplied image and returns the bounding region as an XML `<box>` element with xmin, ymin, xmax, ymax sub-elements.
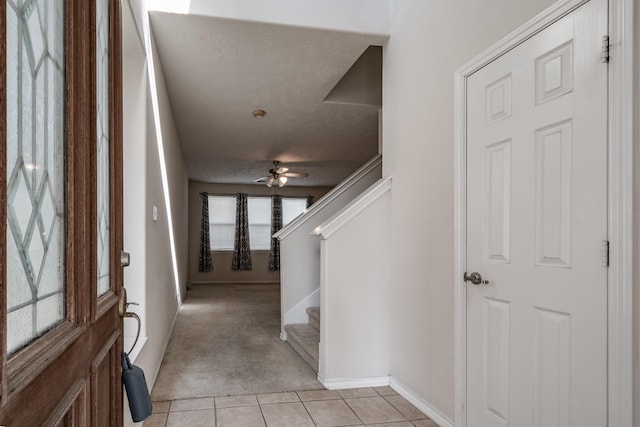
<box><xmin>149</xmin><ymin>12</ymin><xmax>386</xmax><ymax>187</ymax></box>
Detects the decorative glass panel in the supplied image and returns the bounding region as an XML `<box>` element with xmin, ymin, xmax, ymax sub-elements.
<box><xmin>96</xmin><ymin>0</ymin><xmax>110</xmax><ymax>296</ymax></box>
<box><xmin>6</xmin><ymin>0</ymin><xmax>66</xmax><ymax>355</ymax></box>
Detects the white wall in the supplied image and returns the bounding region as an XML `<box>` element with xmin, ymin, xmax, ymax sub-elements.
<box><xmin>382</xmin><ymin>0</ymin><xmax>554</xmax><ymax>421</ymax></box>
<box><xmin>634</xmin><ymin>3</ymin><xmax>639</xmax><ymax>423</ymax></box>
<box><xmin>122</xmin><ymin>1</ymin><xmax>189</xmax><ymax>425</ymax></box>
<box><xmin>123</xmin><ymin>53</ymin><xmax>148</xmax><ymax>344</ymax></box>
<box><xmin>278</xmin><ymin>158</ymin><xmax>381</xmax><ymax>334</ymax></box>
<box><xmin>146</xmin><ymin>24</ymin><xmax>190</xmax><ymax>303</ymax></box>
<box><xmin>317</xmin><ymin>183</ymin><xmax>391</xmax><ymax>386</ymax></box>
<box><xmin>138</xmin><ymin>8</ymin><xmax>190</xmax><ymax>387</ymax></box>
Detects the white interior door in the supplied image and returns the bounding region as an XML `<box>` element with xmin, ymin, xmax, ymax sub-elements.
<box><xmin>465</xmin><ymin>0</ymin><xmax>608</xmax><ymax>426</ymax></box>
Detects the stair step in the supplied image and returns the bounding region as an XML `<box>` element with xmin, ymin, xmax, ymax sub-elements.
<box><xmin>284</xmin><ymin>323</ymin><xmax>319</xmax><ymax>373</ymax></box>
<box><xmin>306</xmin><ymin>307</ymin><xmax>320</xmax><ymax>332</ymax></box>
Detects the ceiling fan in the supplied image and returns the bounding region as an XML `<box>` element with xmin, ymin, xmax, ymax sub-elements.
<box><xmin>254</xmin><ymin>161</ymin><xmax>309</xmax><ymax>187</ymax></box>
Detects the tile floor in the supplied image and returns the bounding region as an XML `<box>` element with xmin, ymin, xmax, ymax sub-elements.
<box><xmin>143</xmin><ymin>386</ymin><xmax>439</xmax><ymax>427</ymax></box>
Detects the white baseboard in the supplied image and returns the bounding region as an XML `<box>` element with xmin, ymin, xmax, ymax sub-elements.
<box><xmin>283</xmin><ymin>287</ymin><xmax>320</xmax><ymax>326</ymax></box>
<box><xmin>124</xmin><ymin>335</ymin><xmax>148</xmax><ymax>363</ymax></box>
<box><xmin>315</xmin><ymin>373</ymin><xmax>453</xmax><ymax>427</ymax></box>
<box><xmin>280</xmin><ymin>331</ymin><xmax>287</xmax><ymax>341</ymax></box>
<box><xmin>146</xmin><ymin>305</ymin><xmax>180</xmax><ymax>390</ymax></box>
<box><xmin>389</xmin><ymin>378</ymin><xmax>454</xmax><ymax>427</ymax></box>
<box><xmin>318</xmin><ymin>375</ymin><xmax>391</xmax><ymax>390</ymax></box>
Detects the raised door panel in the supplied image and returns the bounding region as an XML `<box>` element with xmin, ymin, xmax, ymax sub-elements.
<box><xmin>466</xmin><ymin>1</ymin><xmax>608</xmax><ymax>426</ymax></box>
<box><xmin>483</xmin><ymin>140</ymin><xmax>511</xmax><ymax>264</ymax></box>
<box><xmin>534</xmin><ymin>120</ymin><xmax>572</xmax><ymax>268</ymax></box>
<box><xmin>482</xmin><ymin>298</ymin><xmax>510</xmax><ymax>425</ymax></box>
<box><xmin>91</xmin><ymin>332</ymin><xmax>120</xmax><ymax>427</ymax></box>
<box><xmin>532</xmin><ymin>308</ymin><xmax>571</xmax><ymax>427</ymax></box>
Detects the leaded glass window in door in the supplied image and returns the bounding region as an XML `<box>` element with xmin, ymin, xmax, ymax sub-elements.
<box><xmin>96</xmin><ymin>0</ymin><xmax>110</xmax><ymax>296</ymax></box>
<box><xmin>6</xmin><ymin>0</ymin><xmax>66</xmax><ymax>355</ymax></box>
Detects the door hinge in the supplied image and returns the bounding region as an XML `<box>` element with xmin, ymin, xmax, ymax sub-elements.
<box><xmin>601</xmin><ymin>35</ymin><xmax>610</xmax><ymax>63</ymax></box>
<box><xmin>602</xmin><ymin>240</ymin><xmax>610</xmax><ymax>267</ymax></box>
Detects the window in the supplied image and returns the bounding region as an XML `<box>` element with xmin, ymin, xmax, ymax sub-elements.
<box><xmin>208</xmin><ymin>195</ymin><xmax>308</xmax><ymax>251</ymax></box>
<box><xmin>209</xmin><ymin>196</ymin><xmax>236</xmax><ymax>250</ymax></box>
<box><xmin>248</xmin><ymin>197</ymin><xmax>271</xmax><ymax>250</ymax></box>
<box><xmin>282</xmin><ymin>198</ymin><xmax>307</xmax><ymax>225</ymax></box>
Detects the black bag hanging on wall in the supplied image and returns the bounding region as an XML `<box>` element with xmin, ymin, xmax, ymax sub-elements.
<box><xmin>121</xmin><ymin>352</ymin><xmax>153</xmax><ymax>422</ymax></box>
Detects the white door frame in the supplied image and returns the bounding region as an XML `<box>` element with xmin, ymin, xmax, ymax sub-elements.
<box><xmin>453</xmin><ymin>0</ymin><xmax>636</xmax><ymax>426</ymax></box>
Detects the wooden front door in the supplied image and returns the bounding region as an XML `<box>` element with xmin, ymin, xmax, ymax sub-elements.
<box><xmin>465</xmin><ymin>0</ymin><xmax>608</xmax><ymax>425</ymax></box>
<box><xmin>1</xmin><ymin>0</ymin><xmax>123</xmax><ymax>425</ymax></box>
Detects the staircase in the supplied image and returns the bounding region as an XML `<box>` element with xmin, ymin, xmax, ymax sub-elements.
<box><xmin>284</xmin><ymin>307</ymin><xmax>320</xmax><ymax>373</ymax></box>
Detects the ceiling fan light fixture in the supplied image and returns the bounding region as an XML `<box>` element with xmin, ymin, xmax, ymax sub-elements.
<box><xmin>266</xmin><ymin>177</ymin><xmax>275</xmax><ymax>187</ymax></box>
<box><xmin>255</xmin><ymin>161</ymin><xmax>306</xmax><ymax>187</ymax></box>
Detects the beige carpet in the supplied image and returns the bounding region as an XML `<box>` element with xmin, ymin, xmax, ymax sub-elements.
<box><xmin>150</xmin><ymin>284</ymin><xmax>322</xmax><ymax>401</ymax></box>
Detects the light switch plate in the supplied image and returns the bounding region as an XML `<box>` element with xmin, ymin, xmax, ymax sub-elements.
<box><xmin>152</xmin><ymin>205</ymin><xmax>158</xmax><ymax>222</ymax></box>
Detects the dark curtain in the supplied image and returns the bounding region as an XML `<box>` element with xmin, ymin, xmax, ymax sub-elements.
<box><xmin>306</xmin><ymin>195</ymin><xmax>314</xmax><ymax>208</ymax></box>
<box><xmin>232</xmin><ymin>193</ymin><xmax>252</xmax><ymax>270</ymax></box>
<box><xmin>198</xmin><ymin>192</ymin><xmax>213</xmax><ymax>272</ymax></box>
<box><xmin>269</xmin><ymin>195</ymin><xmax>283</xmax><ymax>271</ymax></box>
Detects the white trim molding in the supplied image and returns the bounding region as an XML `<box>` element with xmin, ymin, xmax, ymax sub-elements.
<box><xmin>453</xmin><ymin>54</ymin><xmax>469</xmax><ymax>427</ymax></box>
<box><xmin>318</xmin><ymin>375</ymin><xmax>391</xmax><ymax>390</ymax></box>
<box><xmin>146</xmin><ymin>304</ymin><xmax>180</xmax><ymax>390</ymax></box>
<box><xmin>453</xmin><ymin>1</ymin><xmax>636</xmax><ymax>426</ymax></box>
<box><xmin>607</xmin><ymin>0</ymin><xmax>636</xmax><ymax>425</ymax></box>
<box><xmin>274</xmin><ymin>155</ymin><xmax>382</xmax><ymax>241</ymax></box>
<box><xmin>313</xmin><ymin>177</ymin><xmax>392</xmax><ymax>239</ymax></box>
<box><xmin>389</xmin><ymin>379</ymin><xmax>454</xmax><ymax>427</ymax></box>
<box><xmin>124</xmin><ymin>336</ymin><xmax>148</xmax><ymax>364</ymax></box>
<box><xmin>318</xmin><ymin>374</ymin><xmax>455</xmax><ymax>427</ymax></box>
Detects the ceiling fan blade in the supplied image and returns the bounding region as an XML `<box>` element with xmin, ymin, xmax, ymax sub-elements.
<box><xmin>254</xmin><ymin>175</ymin><xmax>271</xmax><ymax>182</ymax></box>
<box><xmin>281</xmin><ymin>172</ymin><xmax>308</xmax><ymax>178</ymax></box>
